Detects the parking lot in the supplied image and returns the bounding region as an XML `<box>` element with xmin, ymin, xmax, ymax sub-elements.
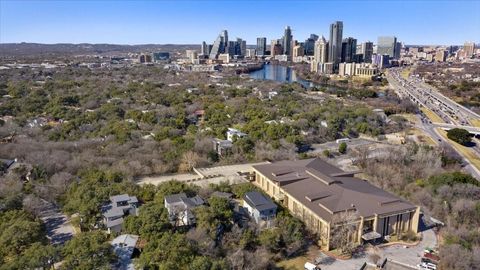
<box><xmin>137</xmin><ymin>162</ymin><xmax>269</xmax><ymax>187</ymax></box>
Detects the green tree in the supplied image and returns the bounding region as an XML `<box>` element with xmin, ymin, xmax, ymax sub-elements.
<box><xmin>231</xmin><ymin>183</ymin><xmax>259</xmax><ymax>199</ymax></box>
<box><xmin>62</xmin><ymin>169</ymin><xmax>138</xmax><ymax>230</ymax></box>
<box><xmin>338</xmin><ymin>142</ymin><xmax>347</xmax><ymax>154</ymax></box>
<box><xmin>0</xmin><ymin>210</ymin><xmax>45</xmax><ymax>259</ymax></box>
<box><xmin>239</xmin><ymin>229</ymin><xmax>258</xmax><ymax>250</ymax></box>
<box><xmin>123</xmin><ymin>201</ymin><xmax>171</xmax><ymax>239</ymax></box>
<box><xmin>12</xmin><ymin>243</ymin><xmax>60</xmax><ymax>270</ymax></box>
<box><xmin>427</xmin><ymin>171</ymin><xmax>479</xmax><ymax>192</ymax></box>
<box><xmin>259</xmin><ymin>228</ymin><xmax>281</xmax><ymax>252</ymax></box>
<box><xmin>62</xmin><ymin>231</ymin><xmax>113</xmax><ymax>270</ymax></box>
<box><xmin>196</xmin><ymin>197</ymin><xmax>233</xmax><ymax>238</ymax></box>
<box><xmin>137</xmin><ymin>233</ymin><xmax>196</xmax><ymax>270</ymax></box>
<box><xmin>447</xmin><ymin>128</ymin><xmax>472</xmax><ymax>146</ymax></box>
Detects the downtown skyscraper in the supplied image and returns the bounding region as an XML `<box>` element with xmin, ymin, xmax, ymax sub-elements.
<box><xmin>282</xmin><ymin>26</ymin><xmax>293</xmax><ymax>56</ymax></box>
<box><xmin>377</xmin><ymin>36</ymin><xmax>397</xmax><ymax>59</ymax></box>
<box><xmin>361</xmin><ymin>41</ymin><xmax>374</xmax><ymax>63</ymax></box>
<box><xmin>328</xmin><ymin>21</ymin><xmax>343</xmax><ymax>65</ymax></box>
<box><xmin>304</xmin><ymin>34</ymin><xmax>319</xmax><ymax>56</ymax></box>
<box><xmin>256</xmin><ymin>37</ymin><xmax>267</xmax><ymax>56</ymax></box>
<box><xmin>209</xmin><ymin>30</ymin><xmax>228</xmax><ymax>59</ymax></box>
<box><xmin>314</xmin><ymin>36</ymin><xmax>328</xmax><ymax>64</ymax></box>
<box><xmin>341</xmin><ymin>37</ymin><xmax>357</xmax><ymax>63</ymax></box>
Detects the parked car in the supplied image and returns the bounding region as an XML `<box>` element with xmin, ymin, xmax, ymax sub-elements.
<box><xmin>304</xmin><ymin>262</ymin><xmax>320</xmax><ymax>270</ymax></box>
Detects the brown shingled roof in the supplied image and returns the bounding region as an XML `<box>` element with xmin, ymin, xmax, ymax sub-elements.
<box><xmin>253</xmin><ymin>158</ymin><xmax>416</xmax><ymax>222</ymax></box>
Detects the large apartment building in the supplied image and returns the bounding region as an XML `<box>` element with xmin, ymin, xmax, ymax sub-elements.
<box><xmin>252</xmin><ymin>158</ymin><xmax>420</xmax><ymax>250</ymax></box>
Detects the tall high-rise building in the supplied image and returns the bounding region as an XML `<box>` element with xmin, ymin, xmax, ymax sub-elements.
<box><xmin>328</xmin><ymin>21</ymin><xmax>343</xmax><ymax>65</ymax></box>
<box><xmin>231</xmin><ymin>38</ymin><xmax>246</xmax><ymax>57</ymax></box>
<box><xmin>225</xmin><ymin>38</ymin><xmax>247</xmax><ymax>57</ymax></box>
<box><xmin>271</xmin><ymin>39</ymin><xmax>283</xmax><ymax>57</ymax></box>
<box><xmin>361</xmin><ymin>42</ymin><xmax>374</xmax><ymax>63</ymax></box>
<box><xmin>395</xmin><ymin>42</ymin><xmax>402</xmax><ymax>59</ymax></box>
<box><xmin>185</xmin><ymin>50</ymin><xmax>198</xmax><ymax>63</ymax></box>
<box><xmin>341</xmin><ymin>37</ymin><xmax>357</xmax><ymax>63</ymax></box>
<box><xmin>282</xmin><ymin>26</ymin><xmax>293</xmax><ymax>55</ymax></box>
<box><xmin>435</xmin><ymin>50</ymin><xmax>448</xmax><ymax>62</ymax></box>
<box><xmin>314</xmin><ymin>36</ymin><xmax>328</xmax><ymax>64</ymax></box>
<box><xmin>246</xmin><ymin>48</ymin><xmax>256</xmax><ymax>58</ymax></box>
<box><xmin>464</xmin><ymin>42</ymin><xmax>475</xmax><ymax>58</ymax></box>
<box><xmin>201</xmin><ymin>41</ymin><xmax>208</xmax><ymax>56</ymax></box>
<box><xmin>209</xmin><ymin>30</ymin><xmax>228</xmax><ymax>59</ymax></box>
<box><xmin>377</xmin><ymin>36</ymin><xmax>397</xmax><ymax>58</ymax></box>
<box><xmin>293</xmin><ymin>44</ymin><xmax>305</xmax><ymax>58</ymax></box>
<box><xmin>256</xmin><ymin>37</ymin><xmax>267</xmax><ymax>56</ymax></box>
<box><xmin>304</xmin><ymin>34</ymin><xmax>319</xmax><ymax>56</ymax></box>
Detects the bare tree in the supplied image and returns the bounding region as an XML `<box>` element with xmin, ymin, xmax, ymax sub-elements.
<box><xmin>178</xmin><ymin>151</ymin><xmax>200</xmax><ymax>173</ymax></box>
<box><xmin>328</xmin><ymin>210</ymin><xmax>360</xmax><ymax>255</ymax></box>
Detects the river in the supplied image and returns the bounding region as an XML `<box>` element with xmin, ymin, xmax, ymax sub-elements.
<box><xmin>248</xmin><ymin>64</ymin><xmax>316</xmax><ymax>88</ymax></box>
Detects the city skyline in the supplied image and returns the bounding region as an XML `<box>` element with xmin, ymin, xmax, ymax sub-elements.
<box><xmin>1</xmin><ymin>0</ymin><xmax>479</xmax><ymax>45</ymax></box>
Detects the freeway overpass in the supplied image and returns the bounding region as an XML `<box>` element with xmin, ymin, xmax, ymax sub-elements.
<box><xmin>433</xmin><ymin>123</ymin><xmax>480</xmax><ymax>136</ymax></box>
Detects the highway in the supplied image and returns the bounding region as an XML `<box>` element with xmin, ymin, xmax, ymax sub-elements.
<box><xmin>387</xmin><ymin>68</ymin><xmax>480</xmax><ymax>179</ymax></box>
<box><xmin>387</xmin><ymin>68</ymin><xmax>480</xmax><ymax>126</ymax></box>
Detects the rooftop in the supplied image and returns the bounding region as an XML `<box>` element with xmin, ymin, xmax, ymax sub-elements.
<box><xmin>253</xmin><ymin>158</ymin><xmax>416</xmax><ymax>222</ymax></box>
<box><xmin>110</xmin><ymin>194</ymin><xmax>138</xmax><ymax>204</ymax></box>
<box><xmin>244</xmin><ymin>191</ymin><xmax>277</xmax><ymax>212</ymax></box>
<box><xmin>164</xmin><ymin>193</ymin><xmax>204</xmax><ymax>208</ymax></box>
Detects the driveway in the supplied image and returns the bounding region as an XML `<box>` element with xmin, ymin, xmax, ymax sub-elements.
<box><xmin>38</xmin><ymin>199</ymin><xmax>76</xmax><ymax>245</ymax></box>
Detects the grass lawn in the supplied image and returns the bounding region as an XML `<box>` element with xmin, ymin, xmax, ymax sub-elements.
<box><xmin>437</xmin><ymin>129</ymin><xmax>480</xmax><ymax>171</ymax></box>
<box><xmin>470</xmin><ymin>119</ymin><xmax>480</xmax><ymax>128</ymax></box>
<box><xmin>420</xmin><ymin>107</ymin><xmax>444</xmax><ymax>124</ymax></box>
<box><xmin>276</xmin><ymin>255</ymin><xmax>310</xmax><ymax>270</ymax></box>
<box><xmin>276</xmin><ymin>245</ymin><xmax>320</xmax><ymax>270</ymax></box>
<box><xmin>410</xmin><ymin>128</ymin><xmax>438</xmax><ymax>146</ymax></box>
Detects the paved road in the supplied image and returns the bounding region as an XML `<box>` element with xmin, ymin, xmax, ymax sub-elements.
<box><xmin>38</xmin><ymin>199</ymin><xmax>76</xmax><ymax>245</ymax></box>
<box><xmin>413</xmin><ymin>112</ymin><xmax>480</xmax><ymax>179</ymax></box>
<box><xmin>316</xmin><ymin>228</ymin><xmax>437</xmax><ymax>270</ymax></box>
<box><xmin>388</xmin><ymin>69</ymin><xmax>480</xmax><ymax>180</ymax></box>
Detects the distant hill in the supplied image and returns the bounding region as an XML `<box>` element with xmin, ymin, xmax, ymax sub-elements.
<box><xmin>0</xmin><ymin>43</ymin><xmax>199</xmax><ymax>57</ymax></box>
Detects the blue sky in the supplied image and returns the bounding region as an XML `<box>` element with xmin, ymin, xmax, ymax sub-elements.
<box><xmin>1</xmin><ymin>0</ymin><xmax>479</xmax><ymax>45</ymax></box>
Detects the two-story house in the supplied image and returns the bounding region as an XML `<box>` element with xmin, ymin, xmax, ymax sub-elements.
<box><xmin>102</xmin><ymin>194</ymin><xmax>139</xmax><ymax>233</ymax></box>
<box><xmin>164</xmin><ymin>193</ymin><xmax>204</xmax><ymax>226</ymax></box>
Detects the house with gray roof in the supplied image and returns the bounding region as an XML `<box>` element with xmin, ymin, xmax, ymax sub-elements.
<box><xmin>111</xmin><ymin>234</ymin><xmax>139</xmax><ymax>270</ymax></box>
<box><xmin>164</xmin><ymin>193</ymin><xmax>204</xmax><ymax>226</ymax></box>
<box><xmin>252</xmin><ymin>158</ymin><xmax>420</xmax><ymax>250</ymax></box>
<box><xmin>102</xmin><ymin>194</ymin><xmax>139</xmax><ymax>233</ymax></box>
<box><xmin>212</xmin><ymin>138</ymin><xmax>233</xmax><ymax>156</ymax></box>
<box><xmin>243</xmin><ymin>191</ymin><xmax>277</xmax><ymax>225</ymax></box>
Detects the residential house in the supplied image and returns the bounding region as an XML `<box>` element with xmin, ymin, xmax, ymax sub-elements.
<box><xmin>252</xmin><ymin>158</ymin><xmax>420</xmax><ymax>250</ymax></box>
<box><xmin>226</xmin><ymin>128</ymin><xmax>247</xmax><ymax>142</ymax></box>
<box><xmin>111</xmin><ymin>234</ymin><xmax>139</xmax><ymax>270</ymax></box>
<box><xmin>164</xmin><ymin>193</ymin><xmax>204</xmax><ymax>226</ymax></box>
<box><xmin>212</xmin><ymin>138</ymin><xmax>233</xmax><ymax>156</ymax></box>
<box><xmin>243</xmin><ymin>191</ymin><xmax>277</xmax><ymax>224</ymax></box>
<box><xmin>102</xmin><ymin>194</ymin><xmax>139</xmax><ymax>234</ymax></box>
